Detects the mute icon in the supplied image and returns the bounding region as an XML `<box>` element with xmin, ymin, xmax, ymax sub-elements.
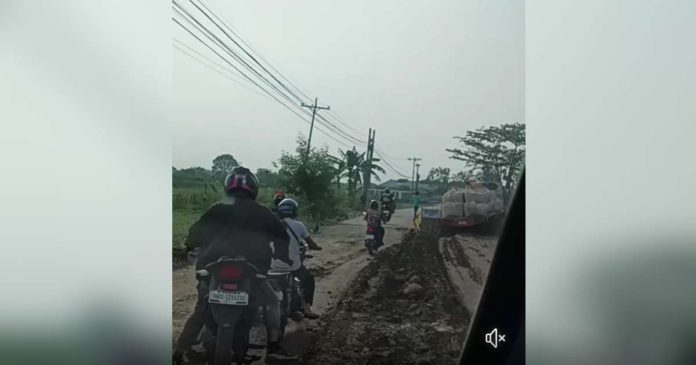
<box><xmin>485</xmin><ymin>328</ymin><xmax>506</xmax><ymax>349</ymax></box>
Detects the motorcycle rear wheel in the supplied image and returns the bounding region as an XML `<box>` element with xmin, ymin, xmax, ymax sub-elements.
<box><xmin>214</xmin><ymin>326</ymin><xmax>234</xmax><ymax>365</ymax></box>
<box><xmin>365</xmin><ymin>240</ymin><xmax>374</xmax><ymax>255</ymax></box>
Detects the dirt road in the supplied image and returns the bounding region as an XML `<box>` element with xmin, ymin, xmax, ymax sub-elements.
<box><xmin>303</xmin><ymin>230</ymin><xmax>469</xmax><ymax>365</ymax></box>
<box><xmin>172</xmin><ymin>209</ymin><xmax>414</xmax><ymax>361</ymax></box>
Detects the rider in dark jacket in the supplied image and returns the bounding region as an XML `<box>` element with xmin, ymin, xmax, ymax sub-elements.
<box><xmin>174</xmin><ymin>167</ymin><xmax>293</xmax><ymax>363</ymax></box>
<box><xmin>380</xmin><ymin>188</ymin><xmax>395</xmax><ymax>213</ymax></box>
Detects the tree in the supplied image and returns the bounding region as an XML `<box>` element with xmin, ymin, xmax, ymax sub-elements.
<box><xmin>446</xmin><ymin>123</ymin><xmax>525</xmax><ymax>204</ymax></box>
<box><xmin>256</xmin><ymin>168</ymin><xmax>280</xmax><ymax>188</ymax></box>
<box><xmin>211</xmin><ymin>154</ymin><xmax>240</xmax><ymax>184</ymax></box>
<box><xmin>338</xmin><ymin>147</ymin><xmax>361</xmax><ymax>195</ymax></box>
<box><xmin>172</xmin><ymin>166</ymin><xmax>218</xmax><ymax>193</ymax></box>
<box><xmin>426</xmin><ymin>167</ymin><xmax>451</xmax><ymax>185</ymax></box>
<box><xmin>278</xmin><ymin>136</ymin><xmax>341</xmax><ymax>227</ymax></box>
<box><xmin>338</xmin><ymin>147</ymin><xmax>385</xmax><ymax>199</ymax></box>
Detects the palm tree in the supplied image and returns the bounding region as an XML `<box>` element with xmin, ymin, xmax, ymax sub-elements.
<box><xmin>327</xmin><ymin>154</ymin><xmax>345</xmax><ymax>188</ymax></box>
<box><xmin>338</xmin><ymin>147</ymin><xmax>386</xmax><ymax>197</ymax></box>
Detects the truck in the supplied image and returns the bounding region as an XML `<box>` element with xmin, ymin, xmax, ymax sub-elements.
<box><xmin>420</xmin><ymin>182</ymin><xmax>506</xmax><ymax>237</ymax></box>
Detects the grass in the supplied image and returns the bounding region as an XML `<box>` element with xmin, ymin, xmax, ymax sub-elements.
<box><xmin>173</xmin><ymin>209</ymin><xmax>204</xmax><ymax>253</ymax></box>
<box><xmin>171</xmin><ymin>186</ymin><xmax>360</xmax><ymax>261</ymax></box>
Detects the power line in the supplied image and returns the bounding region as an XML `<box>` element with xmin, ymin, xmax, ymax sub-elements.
<box><xmin>173</xmin><ymin>41</ymin><xmax>273</xmax><ymax>102</ymax></box>
<box><xmin>326</xmin><ymin>110</ymin><xmax>367</xmax><ymax>138</ymax></box>
<box><xmin>375</xmin><ymin>146</ymin><xmax>407</xmax><ymax>161</ymax></box>
<box><xmin>316</xmin><ymin>114</ymin><xmax>363</xmax><ymax>144</ymax></box>
<box><xmin>173</xmin><ymin>14</ymin><xmax>352</xmax><ymax>150</ymax></box>
<box><xmin>187</xmin><ymin>0</ymin><xmax>305</xmax><ymax>104</ymax></box>
<box><xmin>175</xmin><ymin>2</ymin><xmax>360</xmax><ymax>149</ymax></box>
<box><xmin>174</xmin><ymin>2</ymin><xmax>403</xmax><ymax>159</ymax></box>
<box><xmin>374</xmin><ymin>151</ymin><xmax>410</xmax><ymax>178</ymax></box>
<box><xmin>192</xmin><ymin>0</ymin><xmax>367</xmax><ymax>143</ymax></box>
<box><xmin>197</xmin><ymin>0</ymin><xmax>313</xmax><ymax>102</ymax></box>
<box><xmin>174</xmin><ymin>1</ymin><xmax>297</xmax><ymax>107</ymax></box>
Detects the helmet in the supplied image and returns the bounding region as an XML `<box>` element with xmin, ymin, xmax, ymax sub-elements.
<box><xmin>277</xmin><ymin>198</ymin><xmax>298</xmax><ymax>218</ymax></box>
<box><xmin>224</xmin><ymin>166</ymin><xmax>259</xmax><ymax>199</ymax></box>
<box><xmin>369</xmin><ymin>200</ymin><xmax>378</xmax><ymax>209</ymax></box>
<box><xmin>384</xmin><ymin>188</ymin><xmax>391</xmax><ymax>194</ymax></box>
<box><xmin>273</xmin><ymin>191</ymin><xmax>286</xmax><ymax>206</ymax></box>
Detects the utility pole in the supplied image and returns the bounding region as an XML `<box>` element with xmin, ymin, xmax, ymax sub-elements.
<box><xmin>301</xmin><ymin>97</ymin><xmax>330</xmax><ymax>155</ymax></box>
<box><xmin>407</xmin><ymin>157</ymin><xmax>422</xmax><ymax>191</ymax></box>
<box><xmin>415</xmin><ymin>163</ymin><xmax>421</xmax><ymax>192</ymax></box>
<box><xmin>363</xmin><ymin>128</ymin><xmax>376</xmax><ymax>210</ymax></box>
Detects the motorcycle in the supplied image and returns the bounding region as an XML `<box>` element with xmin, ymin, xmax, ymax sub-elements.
<box><xmin>198</xmin><ymin>256</ymin><xmax>265</xmax><ymax>365</ymax></box>
<box><xmin>267</xmin><ymin>244</ymin><xmax>312</xmax><ymax>340</ymax></box>
<box><xmin>365</xmin><ymin>225</ymin><xmax>378</xmax><ymax>256</ymax></box>
<box><xmin>380</xmin><ymin>203</ymin><xmax>392</xmax><ymax>223</ymax></box>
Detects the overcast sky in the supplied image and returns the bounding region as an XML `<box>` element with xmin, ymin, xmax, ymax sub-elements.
<box><xmin>173</xmin><ymin>0</ymin><xmax>523</xmax><ymax>180</ymax></box>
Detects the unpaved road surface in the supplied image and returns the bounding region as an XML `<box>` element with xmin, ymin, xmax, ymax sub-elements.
<box><xmin>303</xmin><ymin>229</ymin><xmax>470</xmax><ymax>365</ymax></box>
<box><xmin>172</xmin><ymin>209</ymin><xmax>498</xmax><ymax>364</ymax></box>
<box><xmin>172</xmin><ymin>209</ymin><xmax>413</xmax><ymax>362</ymax></box>
<box><xmin>439</xmin><ymin>234</ymin><xmax>497</xmax><ymax>314</ymax></box>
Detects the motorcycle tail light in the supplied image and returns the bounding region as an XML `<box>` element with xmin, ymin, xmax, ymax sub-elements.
<box><xmin>222</xmin><ymin>283</ymin><xmax>239</xmax><ymax>291</ymax></box>
<box><xmin>219</xmin><ymin>266</ymin><xmax>243</xmax><ymax>281</ymax></box>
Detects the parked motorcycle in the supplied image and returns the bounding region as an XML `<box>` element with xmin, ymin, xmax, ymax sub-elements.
<box><xmin>198</xmin><ymin>256</ymin><xmax>265</xmax><ymax>365</ymax></box>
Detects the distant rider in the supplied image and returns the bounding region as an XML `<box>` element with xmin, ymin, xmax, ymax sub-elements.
<box><xmin>380</xmin><ymin>188</ymin><xmax>395</xmax><ymax>213</ymax></box>
<box><xmin>365</xmin><ymin>199</ymin><xmax>385</xmax><ymax>248</ymax></box>
<box><xmin>271</xmin><ymin>191</ymin><xmax>286</xmax><ymax>213</ymax></box>
<box><xmin>273</xmin><ymin>198</ymin><xmax>323</xmax><ymax>319</ymax></box>
<box><xmin>173</xmin><ymin>167</ymin><xmax>297</xmax><ymax>364</ymax></box>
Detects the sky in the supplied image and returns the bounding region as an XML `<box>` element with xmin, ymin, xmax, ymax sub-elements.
<box><xmin>173</xmin><ymin>0</ymin><xmax>524</xmax><ymax>181</ymax></box>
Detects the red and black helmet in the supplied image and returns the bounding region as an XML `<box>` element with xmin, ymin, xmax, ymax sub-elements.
<box><xmin>273</xmin><ymin>191</ymin><xmax>286</xmax><ymax>207</ymax></box>
<box><xmin>224</xmin><ymin>166</ymin><xmax>259</xmax><ymax>199</ymax></box>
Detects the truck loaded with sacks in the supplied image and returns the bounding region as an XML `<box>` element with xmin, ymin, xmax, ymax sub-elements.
<box><xmin>420</xmin><ymin>182</ymin><xmax>506</xmax><ymax>234</ymax></box>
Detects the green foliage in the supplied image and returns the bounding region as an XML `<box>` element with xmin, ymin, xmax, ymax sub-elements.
<box><xmin>278</xmin><ymin>137</ymin><xmax>338</xmax><ymax>224</ymax></box>
<box><xmin>173</xmin><ymin>167</ymin><xmax>215</xmax><ymax>188</ymax></box>
<box><xmin>172</xmin><ymin>209</ymin><xmax>203</xmax><ymax>260</ymax></box>
<box><xmin>337</xmin><ymin>146</ymin><xmax>386</xmax><ymax>201</ymax></box>
<box><xmin>446</xmin><ymin>123</ymin><xmax>525</xmax><ymax>203</ymax></box>
<box><xmin>172</xmin><ymin>143</ymin><xmax>357</xmax><ymax>259</ymax></box>
<box><xmin>426</xmin><ymin>167</ymin><xmax>451</xmax><ymax>185</ymax></box>
<box><xmin>256</xmin><ymin>168</ymin><xmax>280</xmax><ymax>188</ymax></box>
<box><xmin>211</xmin><ymin>154</ymin><xmax>240</xmax><ymax>184</ymax></box>
<box><xmin>172</xmin><ymin>187</ymin><xmax>219</xmax><ymax>211</ymax></box>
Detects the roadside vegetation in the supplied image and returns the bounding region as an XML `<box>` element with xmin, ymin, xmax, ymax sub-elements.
<box><xmin>172</xmin><ymin>136</ymin><xmax>381</xmax><ymax>261</ymax></box>
<box><xmin>172</xmin><ymin>124</ymin><xmax>525</xmax><ymax>262</ymax></box>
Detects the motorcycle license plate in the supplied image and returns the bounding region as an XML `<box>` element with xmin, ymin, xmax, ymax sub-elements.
<box><xmin>208</xmin><ymin>290</ymin><xmax>249</xmax><ymax>305</ymax></box>
<box><xmin>365</xmin><ymin>234</ymin><xmax>375</xmax><ymax>239</ymax></box>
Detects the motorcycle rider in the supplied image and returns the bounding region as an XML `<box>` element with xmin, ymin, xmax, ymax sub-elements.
<box><xmin>365</xmin><ymin>199</ymin><xmax>385</xmax><ymax>248</ymax></box>
<box><xmin>173</xmin><ymin>167</ymin><xmax>297</xmax><ymax>364</ymax></box>
<box><xmin>380</xmin><ymin>188</ymin><xmax>395</xmax><ymax>214</ymax></box>
<box><xmin>271</xmin><ymin>191</ymin><xmax>286</xmax><ymax>213</ymax></box>
<box><xmin>272</xmin><ymin>198</ymin><xmax>323</xmax><ymax>320</ymax></box>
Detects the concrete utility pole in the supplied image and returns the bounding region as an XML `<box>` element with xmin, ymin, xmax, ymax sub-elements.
<box><xmin>363</xmin><ymin>128</ymin><xmax>376</xmax><ymax>210</ymax></box>
<box><xmin>415</xmin><ymin>163</ymin><xmax>421</xmax><ymax>191</ymax></box>
<box><xmin>301</xmin><ymin>97</ymin><xmax>330</xmax><ymax>155</ymax></box>
<box><xmin>408</xmin><ymin>157</ymin><xmax>422</xmax><ymax>190</ymax></box>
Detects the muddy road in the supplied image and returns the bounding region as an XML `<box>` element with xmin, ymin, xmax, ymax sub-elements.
<box><xmin>172</xmin><ymin>209</ymin><xmax>414</xmax><ymax>361</ymax></box>
<box><xmin>172</xmin><ymin>209</ymin><xmax>497</xmax><ymax>364</ymax></box>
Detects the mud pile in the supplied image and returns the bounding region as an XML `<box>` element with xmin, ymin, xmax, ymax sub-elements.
<box><xmin>303</xmin><ymin>230</ymin><xmax>469</xmax><ymax>365</ymax></box>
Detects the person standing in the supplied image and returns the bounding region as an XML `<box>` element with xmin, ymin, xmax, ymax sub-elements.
<box><xmin>412</xmin><ymin>191</ymin><xmax>421</xmax><ymax>219</ymax></box>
